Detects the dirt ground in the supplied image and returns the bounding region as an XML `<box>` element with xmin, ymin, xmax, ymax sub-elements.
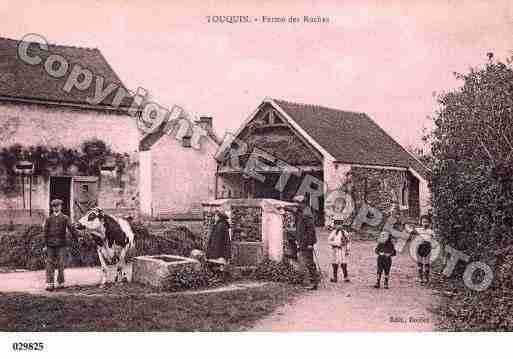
<box><xmin>0</xmin><ymin>228</ymin><xmax>438</xmax><ymax>331</ymax></box>
<box><xmin>251</xmin><ymin>229</ymin><xmax>439</xmax><ymax>331</ymax></box>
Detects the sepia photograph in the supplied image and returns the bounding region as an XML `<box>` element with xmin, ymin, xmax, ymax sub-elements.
<box><xmin>0</xmin><ymin>0</ymin><xmax>512</xmax><ymax>355</ymax></box>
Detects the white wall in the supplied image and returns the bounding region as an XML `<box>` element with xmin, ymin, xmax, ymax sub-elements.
<box><xmin>0</xmin><ymin>102</ymin><xmax>139</xmax><ymax>153</ymax></box>
<box><xmin>139</xmin><ymin>150</ymin><xmax>152</xmax><ymax>216</ymax></box>
<box><xmin>150</xmin><ymin>133</ymin><xmax>218</xmax><ymax>216</ymax></box>
<box><xmin>0</xmin><ymin>102</ymin><xmax>140</xmax><ymax>219</ymax></box>
<box><xmin>262</xmin><ymin>209</ymin><xmax>284</xmax><ymax>261</ymax></box>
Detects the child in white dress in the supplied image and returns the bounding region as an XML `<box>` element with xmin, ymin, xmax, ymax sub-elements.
<box><xmin>328</xmin><ymin>224</ymin><xmax>352</xmax><ymax>283</ymax></box>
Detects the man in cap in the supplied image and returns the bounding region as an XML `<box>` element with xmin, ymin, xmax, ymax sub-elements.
<box><xmin>43</xmin><ymin>198</ymin><xmax>79</xmax><ymax>291</ymax></box>
<box><xmin>293</xmin><ymin>195</ymin><xmax>320</xmax><ymax>290</ymax></box>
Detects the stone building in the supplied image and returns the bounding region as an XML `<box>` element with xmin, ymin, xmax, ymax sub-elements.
<box><xmin>216</xmin><ymin>98</ymin><xmax>430</xmax><ymax>225</ymax></box>
<box><xmin>0</xmin><ymin>37</ymin><xmax>139</xmax><ymax>224</ymax></box>
<box><xmin>0</xmin><ymin>37</ymin><xmax>219</xmax><ymax>225</ymax></box>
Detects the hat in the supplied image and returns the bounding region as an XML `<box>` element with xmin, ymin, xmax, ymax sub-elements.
<box><xmin>292</xmin><ymin>195</ymin><xmax>305</xmax><ymax>203</ymax></box>
<box><xmin>50</xmin><ymin>198</ymin><xmax>63</xmax><ymax>206</ymax></box>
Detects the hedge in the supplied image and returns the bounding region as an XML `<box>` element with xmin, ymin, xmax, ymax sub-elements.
<box><xmin>253</xmin><ymin>258</ymin><xmax>305</xmax><ymax>285</ymax></box>
<box><xmin>0</xmin><ymin>222</ymin><xmax>203</xmax><ymax>271</ymax></box>
<box><xmin>429</xmin><ymin>58</ymin><xmax>513</xmax><ymax>330</ymax></box>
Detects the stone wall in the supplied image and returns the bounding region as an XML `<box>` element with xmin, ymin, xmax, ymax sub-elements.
<box><xmin>231</xmin><ymin>205</ymin><xmax>262</xmax><ymax>242</ymax></box>
<box><xmin>0</xmin><ymin>102</ymin><xmax>140</xmax><ymax>222</ymax></box>
<box><xmin>323</xmin><ymin>162</ymin><xmax>422</xmax><ymax>223</ymax></box>
<box><xmin>96</xmin><ymin>153</ymin><xmax>139</xmax><ymax>214</ymax></box>
<box><xmin>0</xmin><ymin>102</ymin><xmax>139</xmax><ymax>153</ymax></box>
<box><xmin>349</xmin><ymin>166</ymin><xmax>418</xmax><ymax>220</ymax></box>
<box><xmin>0</xmin><ymin>159</ymin><xmax>139</xmax><ymax>224</ymax></box>
<box><xmin>408</xmin><ymin>174</ymin><xmax>420</xmax><ymax>219</ymax></box>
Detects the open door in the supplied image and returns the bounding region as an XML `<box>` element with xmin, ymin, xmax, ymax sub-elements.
<box><xmin>72</xmin><ymin>177</ymin><xmax>98</xmax><ymax>221</ymax></box>
<box><xmin>49</xmin><ymin>177</ymin><xmax>72</xmax><ymax>216</ymax></box>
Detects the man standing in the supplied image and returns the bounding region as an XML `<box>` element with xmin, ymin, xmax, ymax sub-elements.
<box><xmin>43</xmin><ymin>198</ymin><xmax>79</xmax><ymax>291</ymax></box>
<box><xmin>293</xmin><ymin>195</ymin><xmax>320</xmax><ymax>290</ymax></box>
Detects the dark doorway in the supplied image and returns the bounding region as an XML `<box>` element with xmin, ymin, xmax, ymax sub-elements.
<box><xmin>255</xmin><ymin>173</ymin><xmax>282</xmax><ymax>199</ymax></box>
<box><xmin>49</xmin><ymin>177</ymin><xmax>72</xmax><ymax>216</ymax></box>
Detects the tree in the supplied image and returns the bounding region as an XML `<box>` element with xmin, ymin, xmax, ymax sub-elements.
<box><xmin>430</xmin><ymin>56</ymin><xmax>513</xmax><ymax>271</ymax></box>
<box><xmin>407</xmin><ymin>143</ymin><xmax>434</xmax><ymax>170</ymax></box>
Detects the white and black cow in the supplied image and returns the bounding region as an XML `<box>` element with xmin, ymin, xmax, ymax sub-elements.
<box><xmin>76</xmin><ymin>207</ymin><xmax>135</xmax><ymax>287</ymax></box>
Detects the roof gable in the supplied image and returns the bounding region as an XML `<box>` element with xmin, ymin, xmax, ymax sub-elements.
<box><xmin>0</xmin><ymin>37</ymin><xmax>132</xmax><ymax>110</ymax></box>
<box><xmin>235</xmin><ymin>105</ymin><xmax>323</xmax><ymax>166</ymax></box>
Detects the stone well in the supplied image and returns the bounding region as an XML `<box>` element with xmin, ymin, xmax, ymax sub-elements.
<box><xmin>202</xmin><ymin>198</ymin><xmax>298</xmax><ymax>266</ymax></box>
<box><xmin>132</xmin><ymin>255</ymin><xmax>201</xmax><ymax>288</ymax></box>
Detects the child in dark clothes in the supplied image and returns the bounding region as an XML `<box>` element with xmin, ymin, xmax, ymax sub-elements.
<box><xmin>412</xmin><ymin>215</ymin><xmax>434</xmax><ymax>284</ymax></box>
<box><xmin>374</xmin><ymin>233</ymin><xmax>397</xmax><ymax>289</ymax></box>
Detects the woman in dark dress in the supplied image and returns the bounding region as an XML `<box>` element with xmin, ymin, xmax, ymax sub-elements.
<box><xmin>206</xmin><ymin>210</ymin><xmax>231</xmax><ymax>262</ymax></box>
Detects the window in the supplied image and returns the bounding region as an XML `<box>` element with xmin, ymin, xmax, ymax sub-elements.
<box><xmin>182</xmin><ymin>136</ymin><xmax>192</xmax><ymax>148</ymax></box>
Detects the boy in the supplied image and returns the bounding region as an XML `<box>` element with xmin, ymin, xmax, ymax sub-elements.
<box><xmin>374</xmin><ymin>233</ymin><xmax>397</xmax><ymax>289</ymax></box>
<box><xmin>412</xmin><ymin>215</ymin><xmax>434</xmax><ymax>284</ymax></box>
<box><xmin>327</xmin><ymin>223</ymin><xmax>351</xmax><ymax>283</ymax></box>
<box><xmin>43</xmin><ymin>199</ymin><xmax>79</xmax><ymax>291</ymax></box>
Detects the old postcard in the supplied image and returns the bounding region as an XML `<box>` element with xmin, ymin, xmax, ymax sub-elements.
<box><xmin>0</xmin><ymin>0</ymin><xmax>512</xmax><ymax>355</ymax></box>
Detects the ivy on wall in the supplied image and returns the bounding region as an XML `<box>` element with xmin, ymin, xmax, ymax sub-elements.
<box><xmin>0</xmin><ymin>139</ymin><xmax>127</xmax><ymax>195</ymax></box>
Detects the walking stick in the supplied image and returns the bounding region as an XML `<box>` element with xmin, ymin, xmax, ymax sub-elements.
<box><xmin>313</xmin><ymin>246</ymin><xmax>324</xmax><ymax>281</ymax></box>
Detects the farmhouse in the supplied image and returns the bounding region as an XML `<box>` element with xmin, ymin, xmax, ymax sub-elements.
<box><xmin>215</xmin><ymin>98</ymin><xmax>430</xmax><ymax>225</ymax></box>
<box><xmin>138</xmin><ymin>115</ymin><xmax>220</xmax><ymax>220</ymax></box>
<box><xmin>0</xmin><ymin>37</ymin><xmax>219</xmax><ymax>224</ymax></box>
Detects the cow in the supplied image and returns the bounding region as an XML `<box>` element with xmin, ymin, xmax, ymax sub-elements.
<box><xmin>76</xmin><ymin>207</ymin><xmax>135</xmax><ymax>287</ymax></box>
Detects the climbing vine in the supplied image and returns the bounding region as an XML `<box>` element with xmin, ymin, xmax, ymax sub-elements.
<box><xmin>0</xmin><ymin>139</ymin><xmax>127</xmax><ymax>195</ymax></box>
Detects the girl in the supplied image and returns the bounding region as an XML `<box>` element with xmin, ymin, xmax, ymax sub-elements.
<box><xmin>327</xmin><ymin>223</ymin><xmax>351</xmax><ymax>283</ymax></box>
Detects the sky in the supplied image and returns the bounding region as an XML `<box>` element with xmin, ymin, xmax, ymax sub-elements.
<box><xmin>2</xmin><ymin>0</ymin><xmax>513</xmax><ymax>149</ymax></box>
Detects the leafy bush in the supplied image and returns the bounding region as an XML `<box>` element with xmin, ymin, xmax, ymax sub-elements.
<box><xmin>253</xmin><ymin>258</ymin><xmax>304</xmax><ymax>285</ymax></box>
<box><xmin>0</xmin><ymin>222</ymin><xmax>202</xmax><ymax>271</ymax></box>
<box><xmin>162</xmin><ymin>265</ymin><xmax>221</xmax><ymax>291</ymax></box>
<box><xmin>430</xmin><ymin>59</ymin><xmax>513</xmax><ymax>263</ymax></box>
<box><xmin>432</xmin><ymin>271</ymin><xmax>513</xmax><ymax>331</ymax></box>
<box><xmin>0</xmin><ymin>225</ymin><xmax>47</xmax><ymax>270</ymax></box>
<box><xmin>429</xmin><ymin>57</ymin><xmax>513</xmax><ymax>330</ymax></box>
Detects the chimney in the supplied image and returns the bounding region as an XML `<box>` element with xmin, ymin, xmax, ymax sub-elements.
<box><xmin>197</xmin><ymin>115</ymin><xmax>213</xmax><ymax>131</ymax></box>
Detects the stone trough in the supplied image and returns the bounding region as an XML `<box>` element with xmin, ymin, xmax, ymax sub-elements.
<box><xmin>132</xmin><ymin>254</ymin><xmax>201</xmax><ymax>289</ymax></box>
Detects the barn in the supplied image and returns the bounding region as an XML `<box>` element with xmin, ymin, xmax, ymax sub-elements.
<box><xmin>215</xmin><ymin>98</ymin><xmax>430</xmax><ymax>225</ymax></box>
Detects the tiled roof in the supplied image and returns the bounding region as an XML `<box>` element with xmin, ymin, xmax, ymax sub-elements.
<box><xmin>0</xmin><ymin>37</ymin><xmax>132</xmax><ymax>109</ymax></box>
<box><xmin>139</xmin><ymin>120</ymin><xmax>221</xmax><ymax>151</ymax></box>
<box><xmin>272</xmin><ymin>99</ymin><xmax>429</xmax><ymax>179</ymax></box>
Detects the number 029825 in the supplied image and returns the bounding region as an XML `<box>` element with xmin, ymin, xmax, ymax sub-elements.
<box><xmin>12</xmin><ymin>342</ymin><xmax>45</xmax><ymax>351</ymax></box>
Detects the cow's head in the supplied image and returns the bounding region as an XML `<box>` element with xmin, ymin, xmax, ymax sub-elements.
<box><xmin>76</xmin><ymin>207</ymin><xmax>106</xmax><ymax>240</ymax></box>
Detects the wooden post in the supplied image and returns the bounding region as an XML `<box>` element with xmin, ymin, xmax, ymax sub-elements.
<box><xmin>214</xmin><ymin>170</ymin><xmax>219</xmax><ymax>199</ymax></box>
<box><xmin>21</xmin><ymin>175</ymin><xmax>25</xmax><ymax>209</ymax></box>
<box><xmin>29</xmin><ymin>175</ymin><xmax>32</xmax><ymax>217</ymax></box>
<box><xmin>279</xmin><ymin>174</ymin><xmax>284</xmax><ymax>200</ymax></box>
